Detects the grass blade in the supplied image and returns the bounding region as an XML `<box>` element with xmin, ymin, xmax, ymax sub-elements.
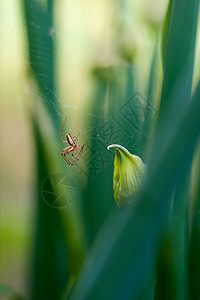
<box><xmin>188</xmin><ymin>143</ymin><xmax>200</xmax><ymax>299</ymax></box>
<box><xmin>160</xmin><ymin>0</ymin><xmax>199</xmax><ymax>112</ymax></box>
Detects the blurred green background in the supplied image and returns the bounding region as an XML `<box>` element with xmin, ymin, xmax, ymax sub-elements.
<box><xmin>0</xmin><ymin>0</ymin><xmax>200</xmax><ymax>299</ymax></box>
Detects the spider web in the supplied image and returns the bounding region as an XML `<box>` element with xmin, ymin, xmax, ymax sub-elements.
<box><xmin>21</xmin><ymin>53</ymin><xmax>150</xmax><ymax>184</ymax></box>
<box><xmin>0</xmin><ymin>19</ymin><xmax>153</xmax><ymax>164</ymax></box>
<box><xmin>22</xmin><ymin>59</ymin><xmax>149</xmax><ymax>153</ymax></box>
<box><xmin>1</xmin><ymin>14</ymin><xmax>153</xmax><ymax>186</ymax></box>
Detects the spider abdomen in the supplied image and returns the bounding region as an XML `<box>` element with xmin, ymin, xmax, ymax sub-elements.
<box><xmin>66</xmin><ymin>134</ymin><xmax>74</xmax><ymax>146</ymax></box>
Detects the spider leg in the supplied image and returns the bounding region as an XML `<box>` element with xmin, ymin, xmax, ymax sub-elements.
<box><xmin>61</xmin><ymin>152</ymin><xmax>72</xmax><ymax>165</ymax></box>
<box><xmin>71</xmin><ymin>146</ymin><xmax>84</xmax><ymax>164</ymax></box>
<box><xmin>61</xmin><ymin>146</ymin><xmax>73</xmax><ymax>164</ymax></box>
<box><xmin>61</xmin><ymin>117</ymin><xmax>68</xmax><ymax>142</ymax></box>
<box><xmin>73</xmin><ymin>133</ymin><xmax>80</xmax><ymax>142</ymax></box>
<box><xmin>62</xmin><ymin>145</ymin><xmax>71</xmax><ymax>152</ymax></box>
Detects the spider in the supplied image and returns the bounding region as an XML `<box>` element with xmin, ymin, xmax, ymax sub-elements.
<box><xmin>61</xmin><ymin>117</ymin><xmax>84</xmax><ymax>165</ymax></box>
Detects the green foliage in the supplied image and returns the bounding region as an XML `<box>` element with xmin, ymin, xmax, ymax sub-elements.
<box><xmin>23</xmin><ymin>1</ymin><xmax>85</xmax><ymax>299</ymax></box>
<box><xmin>188</xmin><ymin>146</ymin><xmax>200</xmax><ymax>299</ymax></box>
<box><xmin>155</xmin><ymin>0</ymin><xmax>199</xmax><ymax>298</ymax></box>
<box><xmin>69</xmin><ymin>80</ymin><xmax>200</xmax><ymax>299</ymax></box>
<box><xmin>2</xmin><ymin>0</ymin><xmax>199</xmax><ymax>299</ymax></box>
<box><xmin>68</xmin><ymin>0</ymin><xmax>200</xmax><ymax>299</ymax></box>
<box><xmin>23</xmin><ymin>1</ymin><xmax>68</xmax><ymax>298</ymax></box>
<box><xmin>160</xmin><ymin>0</ymin><xmax>199</xmax><ymax>112</ymax></box>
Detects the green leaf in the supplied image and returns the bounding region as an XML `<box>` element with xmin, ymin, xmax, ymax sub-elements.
<box><xmin>161</xmin><ymin>0</ymin><xmax>172</xmax><ymax>68</ymax></box>
<box><xmin>81</xmin><ymin>65</ymin><xmax>137</xmax><ymax>245</ymax></box>
<box><xmin>23</xmin><ymin>1</ymin><xmax>86</xmax><ymax>299</ymax></box>
<box><xmin>155</xmin><ymin>0</ymin><xmax>199</xmax><ymax>298</ymax></box>
<box><xmin>160</xmin><ymin>0</ymin><xmax>199</xmax><ymax>112</ymax></box>
<box><xmin>155</xmin><ymin>178</ymin><xmax>190</xmax><ymax>300</ymax></box>
<box><xmin>188</xmin><ymin>143</ymin><xmax>200</xmax><ymax>299</ymax></box>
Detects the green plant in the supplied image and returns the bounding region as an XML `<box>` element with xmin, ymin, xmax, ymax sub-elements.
<box><xmin>2</xmin><ymin>0</ymin><xmax>199</xmax><ymax>299</ymax></box>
